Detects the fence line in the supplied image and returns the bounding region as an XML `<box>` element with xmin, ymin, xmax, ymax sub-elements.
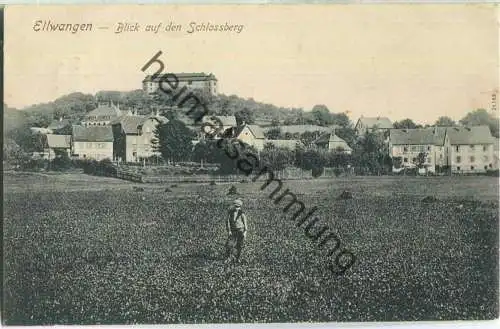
<box><xmin>113</xmin><ymin>167</ymin><xmax>349</xmax><ymax>184</ymax></box>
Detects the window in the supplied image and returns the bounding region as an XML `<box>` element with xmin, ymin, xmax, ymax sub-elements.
<box><xmin>470</xmin><ymin>156</ymin><xmax>475</xmax><ymax>163</ymax></box>
<box><xmin>86</xmin><ymin>142</ymin><xmax>92</xmax><ymax>148</ymax></box>
<box><xmin>427</xmin><ymin>146</ymin><xmax>431</xmax><ymax>151</ymax></box>
<box><xmin>489</xmin><ymin>164</ymin><xmax>493</xmax><ymax>168</ymax></box>
<box><xmin>427</xmin><ymin>157</ymin><xmax>432</xmax><ymax>163</ymax></box>
<box><xmin>484</xmin><ymin>156</ymin><xmax>489</xmax><ymax>162</ymax></box>
<box><xmin>455</xmin><ymin>145</ymin><xmax>460</xmax><ymax>152</ymax></box>
<box><xmin>484</xmin><ymin>166</ymin><xmax>488</xmax><ymax>170</ymax></box>
<box><xmin>456</xmin><ymin>156</ymin><xmax>461</xmax><ymax>163</ymax></box>
<box><xmin>83</xmin><ymin>154</ymin><xmax>86</xmax><ymax>158</ymax></box>
<box><xmin>471</xmin><ymin>166</ymin><xmax>475</xmax><ymax>170</ymax></box>
<box><xmin>132</xmin><ymin>152</ymin><xmax>137</xmax><ymax>157</ymax></box>
<box><xmin>412</xmin><ymin>157</ymin><xmax>416</xmax><ymax>163</ymax></box>
<box><xmin>457</xmin><ymin>166</ymin><xmax>461</xmax><ymax>171</ymax></box>
<box><xmin>188</xmin><ymin>81</ymin><xmax>193</xmax><ymax>85</ymax></box>
<box><xmin>403</xmin><ymin>157</ymin><xmax>408</xmax><ymax>163</ymax></box>
<box><xmin>411</xmin><ymin>146</ymin><xmax>417</xmax><ymax>152</ymax></box>
<box><xmin>440</xmin><ymin>154</ymin><xmax>443</xmax><ymax>160</ymax></box>
<box><xmin>483</xmin><ymin>145</ymin><xmax>487</xmax><ymax>151</ymax></box>
<box><xmin>470</xmin><ymin>145</ymin><xmax>475</xmax><ymax>151</ymax></box>
<box><xmin>403</xmin><ymin>146</ymin><xmax>408</xmax><ymax>152</ymax></box>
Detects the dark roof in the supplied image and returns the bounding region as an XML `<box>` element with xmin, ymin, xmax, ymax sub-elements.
<box><xmin>390</xmin><ymin>128</ymin><xmax>442</xmax><ymax>145</ymax></box>
<box><xmin>72</xmin><ymin>125</ymin><xmax>114</xmax><ymax>142</ymax></box>
<box><xmin>356</xmin><ymin>117</ymin><xmax>393</xmax><ymax>130</ymax></box>
<box><xmin>85</xmin><ymin>104</ymin><xmax>123</xmax><ymax>119</ymax></box>
<box><xmin>143</xmin><ymin>72</ymin><xmax>217</xmax><ymax>82</ymax></box>
<box><xmin>47</xmin><ymin>119</ymin><xmax>71</xmax><ymax>130</ymax></box>
<box><xmin>445</xmin><ymin>126</ymin><xmax>494</xmax><ymax>145</ymax></box>
<box><xmin>113</xmin><ymin>115</ymin><xmax>168</xmax><ymax>134</ymax></box>
<box><xmin>46</xmin><ymin>134</ymin><xmax>71</xmax><ymax>148</ymax></box>
<box><xmin>262</xmin><ymin>125</ymin><xmax>334</xmax><ymax>134</ymax></box>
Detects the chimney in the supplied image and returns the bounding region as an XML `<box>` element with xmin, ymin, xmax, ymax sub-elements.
<box><xmin>241</xmin><ymin>120</ymin><xmax>246</xmax><ymax>126</ymax></box>
<box><xmin>59</xmin><ymin>117</ymin><xmax>63</xmax><ymax>122</ymax></box>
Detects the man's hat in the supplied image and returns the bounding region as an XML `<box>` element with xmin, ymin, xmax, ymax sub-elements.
<box><xmin>233</xmin><ymin>199</ymin><xmax>243</xmax><ymax>207</ymax></box>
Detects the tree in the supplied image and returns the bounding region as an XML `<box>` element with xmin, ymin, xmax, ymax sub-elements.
<box><xmin>264</xmin><ymin>127</ymin><xmax>282</xmax><ymax>140</ymax></box>
<box><xmin>393</xmin><ymin>119</ymin><xmax>422</xmax><ymax>129</ymax></box>
<box><xmin>352</xmin><ymin>131</ymin><xmax>388</xmax><ymax>174</ymax></box>
<box><xmin>311</xmin><ymin>104</ymin><xmax>333</xmax><ymax>126</ymax></box>
<box><xmin>416</xmin><ymin>152</ymin><xmax>427</xmax><ymax>169</ymax></box>
<box><xmin>260</xmin><ymin>144</ymin><xmax>295</xmax><ymax>172</ymax></box>
<box><xmin>331</xmin><ymin>112</ymin><xmax>351</xmax><ymax>127</ymax></box>
<box><xmin>235</xmin><ymin>108</ymin><xmax>255</xmax><ymax>125</ymax></box>
<box><xmin>270</xmin><ymin>118</ymin><xmax>280</xmax><ymax>126</ymax></box>
<box><xmin>460</xmin><ymin>109</ymin><xmax>499</xmax><ymax>138</ymax></box>
<box><xmin>435</xmin><ymin>116</ymin><xmax>456</xmax><ymax>127</ymax></box>
<box><xmin>152</xmin><ymin>120</ymin><xmax>196</xmax><ymax>163</ymax></box>
<box><xmin>295</xmin><ymin>146</ymin><xmax>329</xmax><ymax>173</ymax></box>
<box><xmin>299</xmin><ymin>131</ymin><xmax>322</xmax><ymax>146</ymax></box>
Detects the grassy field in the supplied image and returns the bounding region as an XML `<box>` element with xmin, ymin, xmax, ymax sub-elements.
<box><xmin>3</xmin><ymin>172</ymin><xmax>499</xmax><ymax>324</ymax></box>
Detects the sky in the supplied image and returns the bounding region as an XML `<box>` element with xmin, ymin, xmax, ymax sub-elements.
<box><xmin>4</xmin><ymin>4</ymin><xmax>499</xmax><ymax>124</ymax></box>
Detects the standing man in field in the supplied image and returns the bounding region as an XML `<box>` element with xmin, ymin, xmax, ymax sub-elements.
<box><xmin>225</xmin><ymin>198</ymin><xmax>248</xmax><ymax>264</ymax></box>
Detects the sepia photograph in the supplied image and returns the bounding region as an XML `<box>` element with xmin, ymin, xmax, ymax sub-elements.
<box><xmin>2</xmin><ymin>3</ymin><xmax>499</xmax><ymax>325</ymax></box>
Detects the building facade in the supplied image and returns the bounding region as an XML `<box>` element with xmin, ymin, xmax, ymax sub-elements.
<box><xmin>112</xmin><ymin>112</ymin><xmax>168</xmax><ymax>162</ymax></box>
<box><xmin>234</xmin><ymin>124</ymin><xmax>266</xmax><ymax>151</ymax></box>
<box><xmin>355</xmin><ymin>116</ymin><xmax>393</xmax><ymax>136</ymax></box>
<box><xmin>142</xmin><ymin>73</ymin><xmax>218</xmax><ymax>95</ymax></box>
<box><xmin>446</xmin><ymin>126</ymin><xmax>495</xmax><ymax>173</ymax></box>
<box><xmin>45</xmin><ymin>134</ymin><xmax>72</xmax><ymax>158</ymax></box>
<box><xmin>388</xmin><ymin>127</ymin><xmax>448</xmax><ymax>173</ymax></box>
<box><xmin>71</xmin><ymin>125</ymin><xmax>114</xmax><ymax>160</ymax></box>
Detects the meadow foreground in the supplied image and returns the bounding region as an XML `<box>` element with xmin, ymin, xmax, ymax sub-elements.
<box><xmin>2</xmin><ymin>172</ymin><xmax>499</xmax><ymax>324</ymax></box>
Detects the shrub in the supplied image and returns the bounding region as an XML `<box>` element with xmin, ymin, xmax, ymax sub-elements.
<box><xmin>50</xmin><ymin>154</ymin><xmax>72</xmax><ymax>171</ymax></box>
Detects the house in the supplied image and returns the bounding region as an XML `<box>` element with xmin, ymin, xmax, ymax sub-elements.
<box><xmin>197</xmin><ymin>115</ymin><xmax>237</xmax><ymax>138</ymax></box>
<box><xmin>47</xmin><ymin>118</ymin><xmax>72</xmax><ymax>134</ymax></box>
<box><xmin>314</xmin><ymin>133</ymin><xmax>353</xmax><ymax>154</ymax></box>
<box><xmin>355</xmin><ymin>116</ymin><xmax>393</xmax><ymax>135</ymax></box>
<box><xmin>263</xmin><ymin>139</ymin><xmax>303</xmax><ymax>150</ymax></box>
<box><xmin>82</xmin><ymin>102</ymin><xmax>131</xmax><ymax>127</ymax></box>
<box><xmin>142</xmin><ymin>72</ymin><xmax>218</xmax><ymax>95</ymax></box>
<box><xmin>446</xmin><ymin>126</ymin><xmax>495</xmax><ymax>173</ymax></box>
<box><xmin>388</xmin><ymin>127</ymin><xmax>449</xmax><ymax>173</ymax></box>
<box><xmin>112</xmin><ymin>111</ymin><xmax>168</xmax><ymax>162</ymax></box>
<box><xmin>45</xmin><ymin>134</ymin><xmax>72</xmax><ymax>158</ymax></box>
<box><xmin>234</xmin><ymin>124</ymin><xmax>266</xmax><ymax>151</ymax></box>
<box><xmin>71</xmin><ymin>125</ymin><xmax>114</xmax><ymax>160</ymax></box>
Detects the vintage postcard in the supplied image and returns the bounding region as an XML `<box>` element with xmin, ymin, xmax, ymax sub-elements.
<box><xmin>2</xmin><ymin>3</ymin><xmax>499</xmax><ymax>325</ymax></box>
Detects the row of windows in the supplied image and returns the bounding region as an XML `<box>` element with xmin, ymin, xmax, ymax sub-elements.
<box><xmin>86</xmin><ymin>116</ymin><xmax>112</xmax><ymax>121</ymax></box>
<box><xmin>456</xmin><ymin>156</ymin><xmax>489</xmax><ymax>163</ymax></box>
<box><xmin>398</xmin><ymin>144</ymin><xmax>491</xmax><ymax>153</ymax></box>
<box><xmin>403</xmin><ymin>157</ymin><xmax>432</xmax><ymax>163</ymax></box>
<box><xmin>456</xmin><ymin>164</ymin><xmax>493</xmax><ymax>171</ymax></box>
<box><xmin>455</xmin><ymin>145</ymin><xmax>489</xmax><ymax>152</ymax></box>
<box><xmin>402</xmin><ymin>145</ymin><xmax>432</xmax><ymax>153</ymax></box>
<box><xmin>85</xmin><ymin>142</ymin><xmax>108</xmax><ymax>148</ymax></box>
<box><xmin>85</xmin><ymin>122</ymin><xmax>109</xmax><ymax>126</ymax></box>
